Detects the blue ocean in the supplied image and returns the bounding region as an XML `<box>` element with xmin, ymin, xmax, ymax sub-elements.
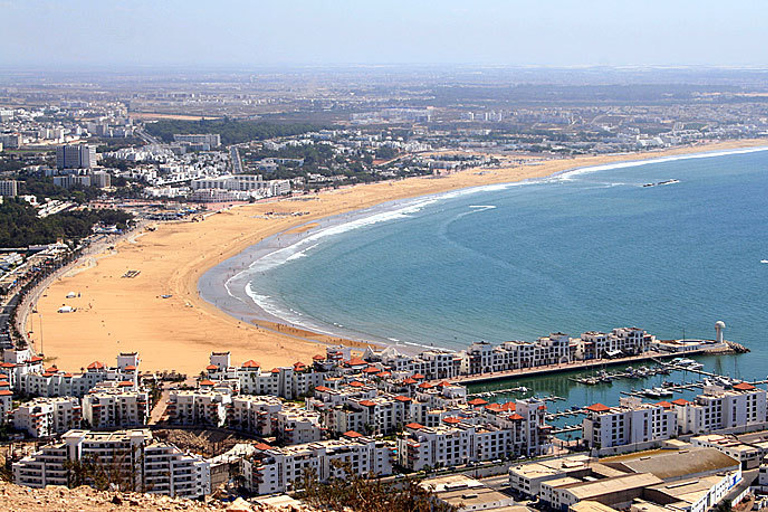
<box><xmin>209</xmin><ymin>148</ymin><xmax>768</xmax><ymax>423</ymax></box>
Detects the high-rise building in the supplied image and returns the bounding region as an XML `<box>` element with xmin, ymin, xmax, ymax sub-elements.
<box><xmin>0</xmin><ymin>180</ymin><xmax>18</xmax><ymax>197</ymax></box>
<box><xmin>56</xmin><ymin>144</ymin><xmax>96</xmax><ymax>169</ymax></box>
<box><xmin>91</xmin><ymin>170</ymin><xmax>111</xmax><ymax>188</ymax></box>
<box><xmin>0</xmin><ymin>133</ymin><xmax>21</xmax><ymax>149</ymax></box>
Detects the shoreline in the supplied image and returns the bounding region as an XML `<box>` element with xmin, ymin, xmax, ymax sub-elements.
<box><xmin>28</xmin><ymin>139</ymin><xmax>768</xmax><ymax>376</ymax></box>
<box><xmin>200</xmin><ymin>142</ymin><xmax>768</xmax><ymax>350</ymax></box>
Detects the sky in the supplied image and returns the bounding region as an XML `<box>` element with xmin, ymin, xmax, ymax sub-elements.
<box><xmin>1</xmin><ymin>0</ymin><xmax>767</xmax><ymax>69</ymax></box>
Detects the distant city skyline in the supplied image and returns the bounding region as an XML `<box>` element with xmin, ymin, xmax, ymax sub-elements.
<box><xmin>1</xmin><ymin>0</ymin><xmax>768</xmax><ymax>69</ymax></box>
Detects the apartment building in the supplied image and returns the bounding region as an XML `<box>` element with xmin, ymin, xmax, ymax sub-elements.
<box><xmin>397</xmin><ymin>422</ymin><xmax>480</xmax><ymax>471</ymax></box>
<box><xmin>582</xmin><ymin>396</ymin><xmax>678</xmax><ymax>449</ymax></box>
<box><xmin>11</xmin><ymin>397</ymin><xmax>81</xmax><ymax>437</ymax></box>
<box><xmin>677</xmin><ymin>383</ymin><xmax>767</xmax><ymax>434</ymax></box>
<box><xmin>82</xmin><ymin>388</ymin><xmax>150</xmax><ymax>428</ymax></box>
<box><xmin>228</xmin><ymin>395</ymin><xmax>283</xmax><ymax>436</ymax></box>
<box><xmin>13</xmin><ymin>429</ymin><xmax>210</xmax><ymax>498</ymax></box>
<box><xmin>0</xmin><ymin>180</ymin><xmax>18</xmax><ymax>197</ymax></box>
<box><xmin>15</xmin><ymin>352</ymin><xmax>140</xmax><ymax>398</ymax></box>
<box><xmin>55</xmin><ymin>144</ymin><xmax>96</xmax><ymax>169</ymax></box>
<box><xmin>241</xmin><ymin>434</ymin><xmax>394</xmax><ymax>495</ymax></box>
<box><xmin>275</xmin><ymin>408</ymin><xmax>324</xmax><ymax>445</ymax></box>
<box><xmin>166</xmin><ymin>389</ymin><xmax>232</xmax><ymax>427</ymax></box>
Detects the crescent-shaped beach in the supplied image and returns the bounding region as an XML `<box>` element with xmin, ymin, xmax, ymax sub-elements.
<box><xmin>27</xmin><ymin>139</ymin><xmax>767</xmax><ymax>376</ymax></box>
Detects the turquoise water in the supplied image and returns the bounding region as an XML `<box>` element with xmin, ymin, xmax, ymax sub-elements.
<box><xmin>233</xmin><ymin>148</ymin><xmax>768</xmax><ymax>422</ymax></box>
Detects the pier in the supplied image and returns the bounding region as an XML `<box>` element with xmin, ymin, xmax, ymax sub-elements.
<box><xmin>443</xmin><ymin>347</ymin><xmax>729</xmax><ymax>386</ymax></box>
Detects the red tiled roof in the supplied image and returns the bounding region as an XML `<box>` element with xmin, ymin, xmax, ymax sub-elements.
<box><xmin>733</xmin><ymin>382</ymin><xmax>756</xmax><ymax>391</ymax></box>
<box><xmin>443</xmin><ymin>416</ymin><xmax>461</xmax><ymax>425</ymax></box>
<box><xmin>671</xmin><ymin>398</ymin><xmax>690</xmax><ymax>406</ymax></box>
<box><xmin>655</xmin><ymin>401</ymin><xmax>673</xmax><ymax>409</ymax></box>
<box><xmin>199</xmin><ymin>380</ymin><xmax>215</xmax><ymax>386</ymax></box>
<box><xmin>468</xmin><ymin>398</ymin><xmax>488</xmax><ymax>406</ymax></box>
<box><xmin>348</xmin><ymin>381</ymin><xmax>364</xmax><ymax>388</ymax></box>
<box><xmin>346</xmin><ymin>358</ymin><xmax>367</xmax><ymax>366</ymax></box>
<box><xmin>271</xmin><ymin>368</ymin><xmax>280</xmax><ymax>373</ymax></box>
<box><xmin>403</xmin><ymin>378</ymin><xmax>417</xmax><ymax>385</ymax></box>
<box><xmin>538</xmin><ymin>405</ymin><xmax>547</xmax><ymax>410</ymax></box>
<box><xmin>363</xmin><ymin>367</ymin><xmax>380</xmax><ymax>374</ymax></box>
<box><xmin>87</xmin><ymin>361</ymin><xmax>105</xmax><ymax>370</ymax></box>
<box><xmin>124</xmin><ymin>365</ymin><xmax>137</xmax><ymax>371</ymax></box>
<box><xmin>377</xmin><ymin>371</ymin><xmax>391</xmax><ymax>378</ymax></box>
<box><xmin>45</xmin><ymin>366</ymin><xmax>58</xmax><ymax>373</ymax></box>
<box><xmin>412</xmin><ymin>374</ymin><xmax>425</xmax><ymax>380</ymax></box>
<box><xmin>0</xmin><ymin>363</ymin><xmax>15</xmax><ymax>368</ymax></box>
<box><xmin>0</xmin><ymin>390</ymin><xmax>12</xmax><ymax>396</ymax></box>
<box><xmin>313</xmin><ymin>355</ymin><xmax>325</xmax><ymax>360</ymax></box>
<box><xmin>394</xmin><ymin>395</ymin><xmax>412</xmax><ymax>402</ymax></box>
<box><xmin>0</xmin><ymin>381</ymin><xmax>10</xmax><ymax>388</ymax></box>
<box><xmin>206</xmin><ymin>364</ymin><xmax>218</xmax><ymax>370</ymax></box>
<box><xmin>359</xmin><ymin>400</ymin><xmax>376</xmax><ymax>407</ymax></box>
<box><xmin>254</xmin><ymin>442</ymin><xmax>272</xmax><ymax>451</ymax></box>
<box><xmin>118</xmin><ymin>381</ymin><xmax>134</xmax><ymax>387</ymax></box>
<box><xmin>343</xmin><ymin>430</ymin><xmax>363</xmax><ymax>438</ymax></box>
<box><xmin>418</xmin><ymin>382</ymin><xmax>433</xmax><ymax>389</ymax></box>
<box><xmin>437</xmin><ymin>381</ymin><xmax>451</xmax><ymax>387</ymax></box>
<box><xmin>405</xmin><ymin>422</ymin><xmax>425</xmax><ymax>430</ymax></box>
<box><xmin>242</xmin><ymin>360</ymin><xmax>260</xmax><ymax>368</ymax></box>
<box><xmin>314</xmin><ymin>386</ymin><xmax>330</xmax><ymax>392</ymax></box>
<box><xmin>509</xmin><ymin>413</ymin><xmax>524</xmax><ymax>421</ymax></box>
<box><xmin>29</xmin><ymin>356</ymin><xmax>43</xmax><ymax>363</ymax></box>
<box><xmin>585</xmin><ymin>403</ymin><xmax>610</xmax><ymax>413</ymax></box>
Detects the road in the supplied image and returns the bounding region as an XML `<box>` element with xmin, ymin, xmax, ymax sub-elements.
<box><xmin>230</xmin><ymin>146</ymin><xmax>243</xmax><ymax>173</ymax></box>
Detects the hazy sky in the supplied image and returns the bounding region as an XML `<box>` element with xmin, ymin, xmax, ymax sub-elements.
<box><xmin>1</xmin><ymin>0</ymin><xmax>766</xmax><ymax>68</ymax></box>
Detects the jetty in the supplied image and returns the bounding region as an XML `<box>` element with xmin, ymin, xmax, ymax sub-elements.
<box><xmin>443</xmin><ymin>347</ymin><xmax>727</xmax><ymax>386</ymax></box>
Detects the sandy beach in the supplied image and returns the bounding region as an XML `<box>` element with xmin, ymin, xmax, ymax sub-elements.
<box><xmin>27</xmin><ymin>140</ymin><xmax>768</xmax><ymax>376</ymax></box>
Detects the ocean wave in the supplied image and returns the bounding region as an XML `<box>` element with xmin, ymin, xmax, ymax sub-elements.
<box><xmin>553</xmin><ymin>146</ymin><xmax>768</xmax><ymax>183</ymax></box>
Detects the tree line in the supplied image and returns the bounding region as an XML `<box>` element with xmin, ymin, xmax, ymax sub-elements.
<box><xmin>0</xmin><ymin>199</ymin><xmax>132</xmax><ymax>247</ymax></box>
<box><xmin>144</xmin><ymin>118</ymin><xmax>324</xmax><ymax>145</ymax></box>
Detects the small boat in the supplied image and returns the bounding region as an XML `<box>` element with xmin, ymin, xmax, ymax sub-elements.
<box><xmin>658</xmin><ymin>179</ymin><xmax>680</xmax><ymax>186</ymax></box>
<box><xmin>643</xmin><ymin>388</ymin><xmax>662</xmax><ymax>398</ymax></box>
<box><xmin>643</xmin><ymin>183</ymin><xmax>655</xmax><ymax>188</ymax></box>
<box><xmin>655</xmin><ymin>387</ymin><xmax>673</xmax><ymax>397</ymax></box>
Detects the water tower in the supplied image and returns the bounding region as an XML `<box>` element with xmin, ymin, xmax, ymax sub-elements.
<box><xmin>715</xmin><ymin>321</ymin><xmax>726</xmax><ymax>344</ymax></box>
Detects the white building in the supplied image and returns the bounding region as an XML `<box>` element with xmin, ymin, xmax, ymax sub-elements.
<box><xmin>228</xmin><ymin>395</ymin><xmax>283</xmax><ymax>436</ymax></box>
<box><xmin>166</xmin><ymin>388</ymin><xmax>232</xmax><ymax>427</ymax></box>
<box><xmin>676</xmin><ymin>383</ymin><xmax>767</xmax><ymax>435</ymax></box>
<box><xmin>241</xmin><ymin>433</ymin><xmax>394</xmax><ymax>495</ymax></box>
<box><xmin>582</xmin><ymin>397</ymin><xmax>678</xmax><ymax>450</ymax></box>
<box><xmin>13</xmin><ymin>429</ymin><xmax>210</xmax><ymax>498</ymax></box>
<box><xmin>11</xmin><ymin>397</ymin><xmax>82</xmax><ymax>437</ymax></box>
<box><xmin>82</xmin><ymin>388</ymin><xmax>150</xmax><ymax>429</ymax></box>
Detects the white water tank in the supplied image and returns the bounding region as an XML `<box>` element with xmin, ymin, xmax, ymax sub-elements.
<box><xmin>715</xmin><ymin>321</ymin><xmax>726</xmax><ymax>344</ymax></box>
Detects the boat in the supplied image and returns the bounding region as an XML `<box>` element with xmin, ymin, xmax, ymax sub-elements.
<box><xmin>643</xmin><ymin>388</ymin><xmax>662</xmax><ymax>398</ymax></box>
<box><xmin>643</xmin><ymin>183</ymin><xmax>655</xmax><ymax>188</ymax></box>
<box><xmin>658</xmin><ymin>179</ymin><xmax>680</xmax><ymax>186</ymax></box>
<box><xmin>655</xmin><ymin>387</ymin><xmax>673</xmax><ymax>397</ymax></box>
<box><xmin>676</xmin><ymin>358</ymin><xmax>704</xmax><ymax>370</ymax></box>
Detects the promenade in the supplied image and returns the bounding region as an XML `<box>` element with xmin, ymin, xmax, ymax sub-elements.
<box><xmin>442</xmin><ymin>347</ymin><xmax>727</xmax><ymax>386</ymax></box>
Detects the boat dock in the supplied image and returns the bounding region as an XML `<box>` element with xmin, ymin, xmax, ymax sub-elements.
<box><xmin>445</xmin><ymin>348</ymin><xmax>726</xmax><ymax>386</ymax></box>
